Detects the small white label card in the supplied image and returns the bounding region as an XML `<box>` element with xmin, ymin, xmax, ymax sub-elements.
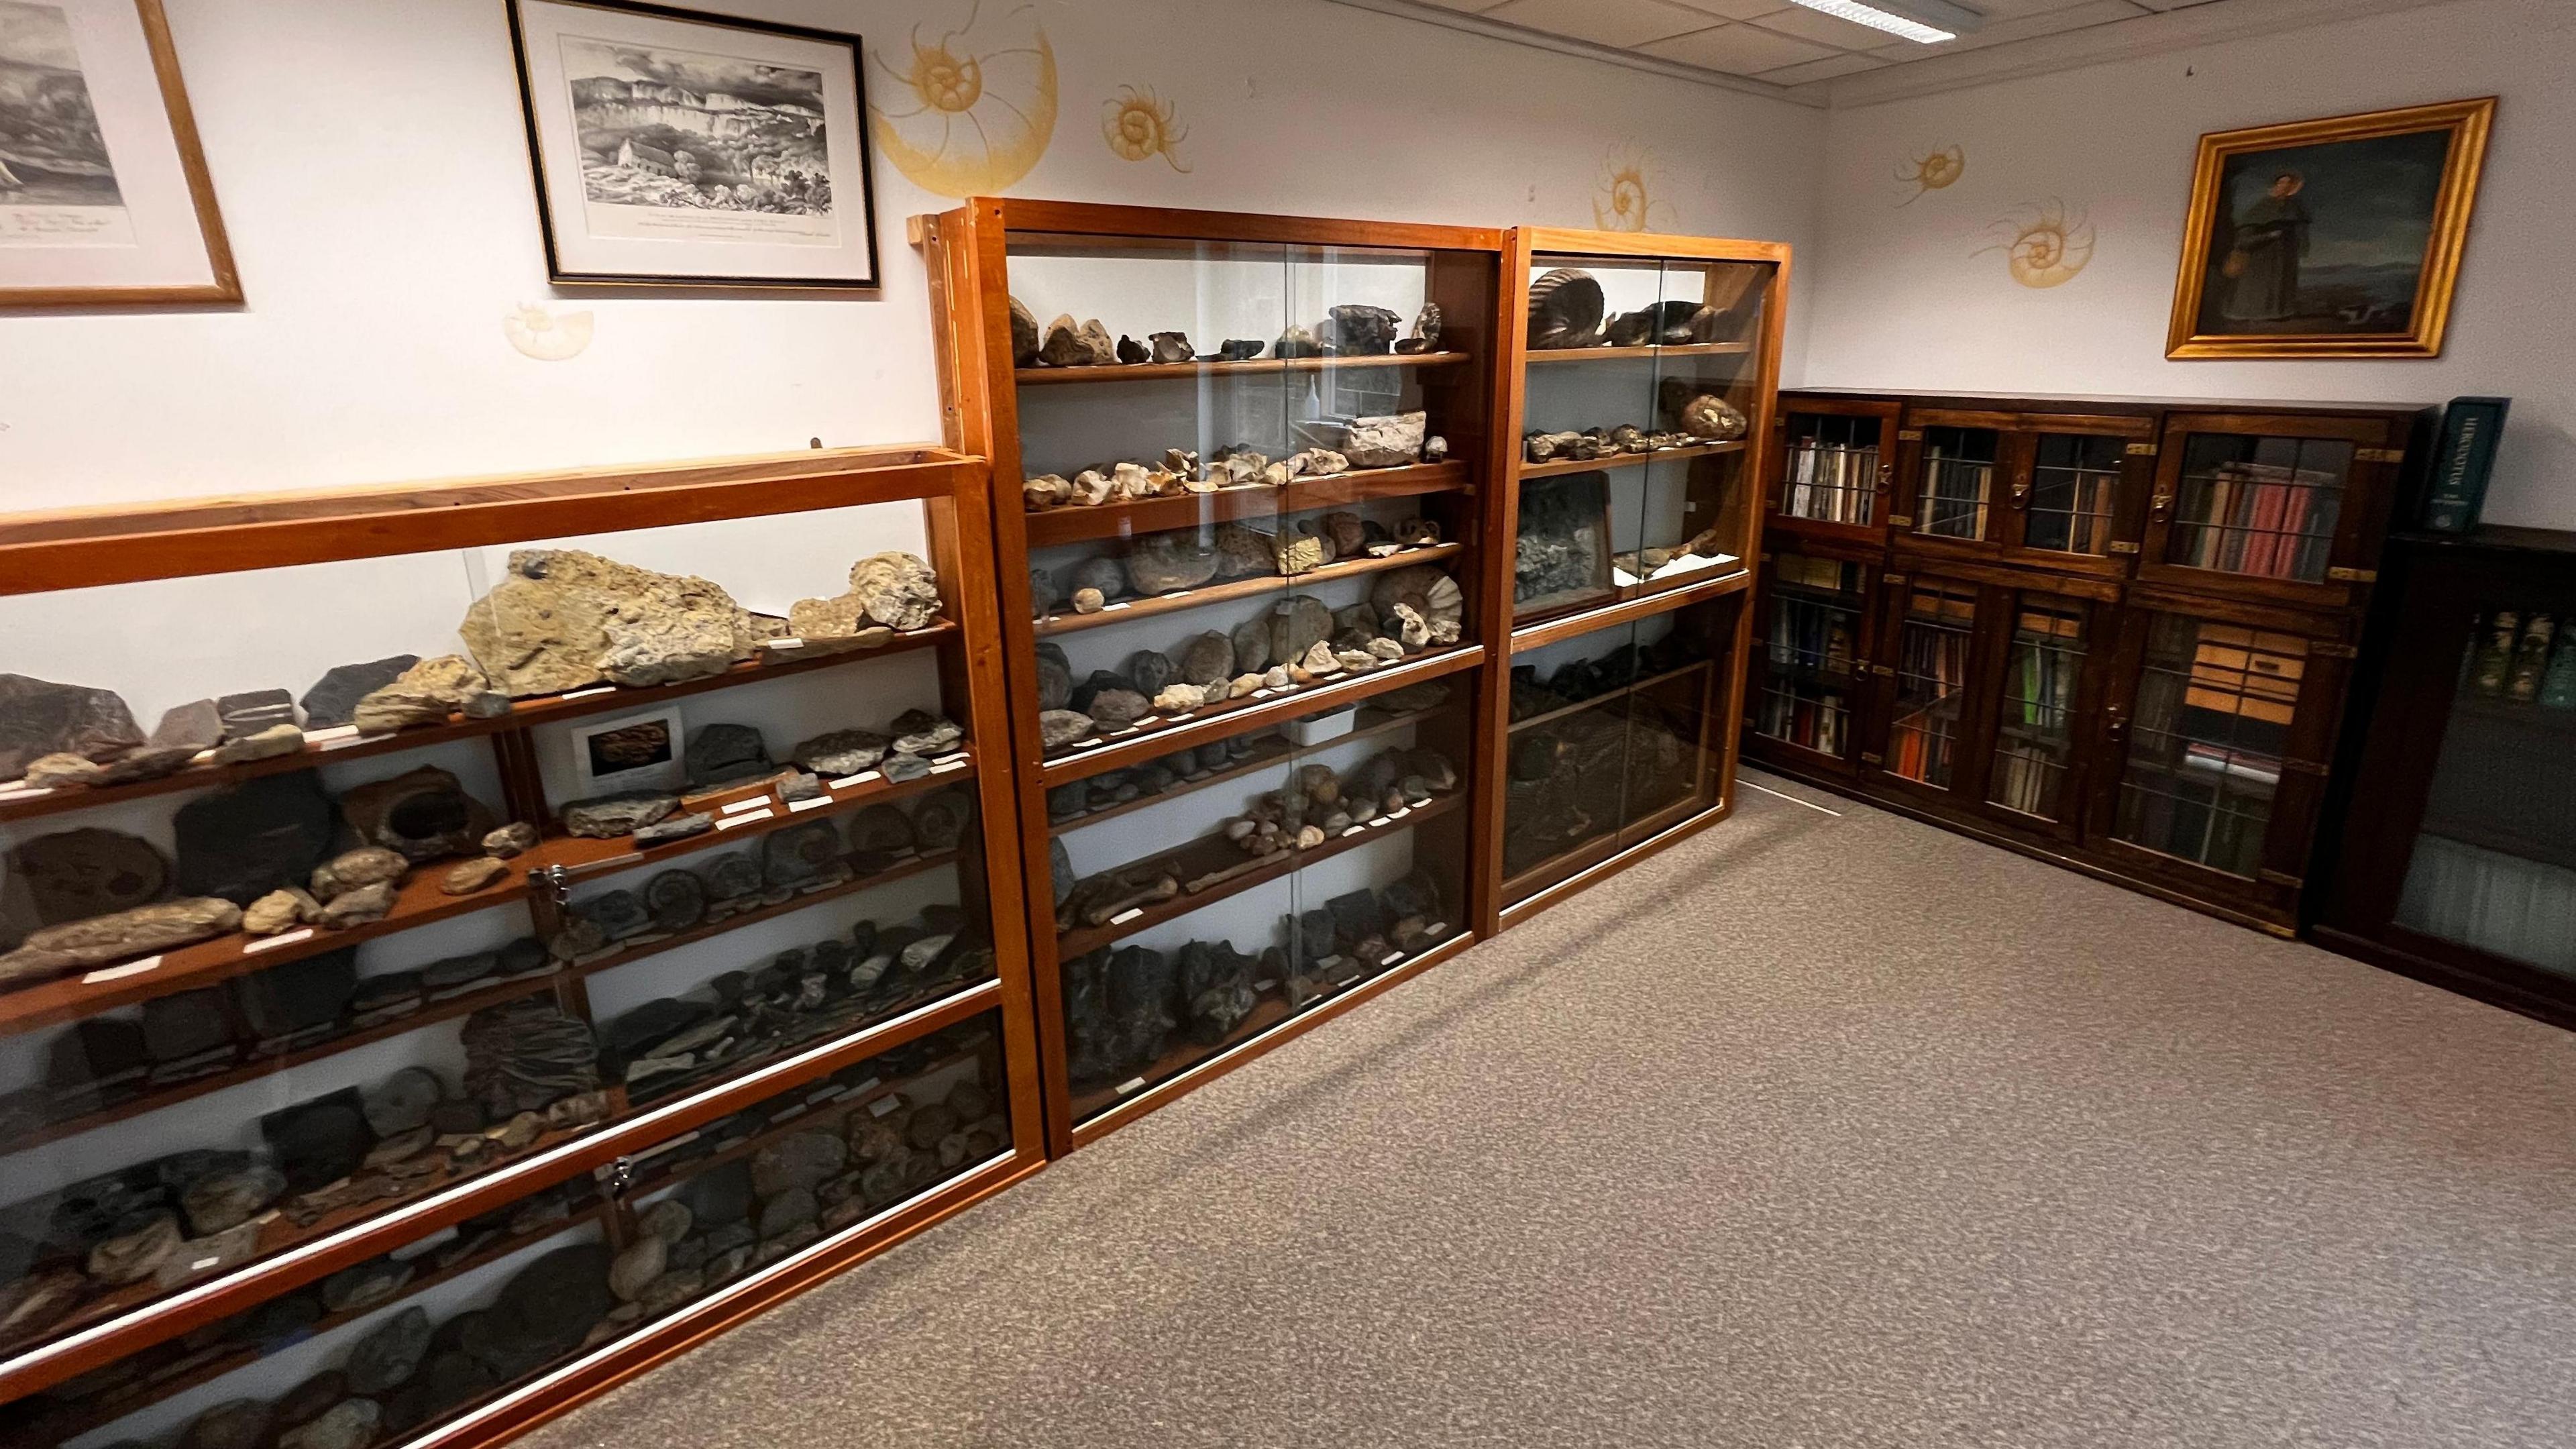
<box><xmin>832</xmin><ymin>770</ymin><xmax>883</xmax><ymax>790</ymax></box>
<box><xmin>1109</xmin><ymin>907</ymin><xmax>1144</xmax><ymax>925</ymax></box>
<box><xmin>867</xmin><ymin>1095</ymin><xmax>903</xmax><ymax>1117</ymax></box>
<box><xmin>83</xmin><ymin>955</ymin><xmax>163</xmax><ymax>983</ymax></box>
<box><xmin>788</xmin><ymin>796</ymin><xmax>835</xmax><ymax>813</ymax></box>
<box><xmin>716</xmin><ymin>810</ymin><xmax>776</xmax><ymax>830</ymax></box>
<box><xmin>720</xmin><ymin>798</ymin><xmax>771</xmax><ymax>815</ymax></box>
<box><xmin>245</xmin><ymin>930</ymin><xmax>315</xmax><ymax>954</ymax></box>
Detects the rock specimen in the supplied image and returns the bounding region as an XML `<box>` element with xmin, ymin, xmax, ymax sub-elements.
<box><xmin>1269</xmin><ymin>595</ymin><xmax>1334</xmax><ymax>666</ymax></box>
<box><xmin>792</xmin><ymin>728</ymin><xmax>890</xmax><ymax>777</ymax></box>
<box><xmin>87</xmin><ymin>1210</ymin><xmax>182</xmax><ymax>1285</ymax></box>
<box><xmin>1318</xmin><ymin>303</ymin><xmax>1401</xmax><ymax>355</ymax></box>
<box><xmin>633</xmin><ymin>812</ymin><xmax>712</xmax><ymax>847</ymax></box>
<box><xmin>442</xmin><ymin>857</ymin><xmax>509</xmax><ymax>895</ymax></box>
<box><xmin>1515</xmin><ymin>472</ymin><xmax>1611</xmax><ymax>606</ymax></box>
<box><xmin>1214</xmin><ymin>339</ymin><xmax>1263</xmax><ymax>362</ymax></box>
<box><xmin>345</xmin><ymin>1305</ymin><xmax>433</xmax><ymax>1394</ymax></box>
<box><xmin>1403</xmin><ymin>301</ymin><xmax>1443</xmax><ymax>353</ymax></box>
<box><xmin>1527</xmin><ymin>267</ymin><xmax>1606</xmax><ymax>349</ymax></box>
<box><xmin>914</xmin><ymin>790</ymin><xmax>972</xmax><ymax>853</ymax></box>
<box><xmin>1040</xmin><ymin>314</ymin><xmax>1112</xmax><ymax>366</ymax></box>
<box><xmin>1341</xmin><ymin>411</ymin><xmax>1428</xmax><ymax>468</ymax></box>
<box><xmin>341</xmin><ymin>766</ymin><xmax>494</xmax><ymax>862</ymax></box>
<box><xmin>1179</xmin><ymin>631</ymin><xmax>1234</xmax><ymax>687</ymax></box>
<box><xmin>789</xmin><ymin>552</ymin><xmax>943</xmax><ymax>637</ymax></box>
<box><xmin>462</xmin><ymin>998</ymin><xmax>600</xmax><ymax>1120</ymax></box>
<box><xmin>279</xmin><ymin>1398</ymin><xmax>381</xmax><ymax>1449</ymax></box>
<box><xmin>211</xmin><ymin>722</ymin><xmax>305</xmax><ymax>765</ymax></box>
<box><xmin>236</xmin><ymin>949</ymin><xmax>358</xmax><ymax>1044</ymax></box>
<box><xmin>459</xmin><ymin>549</ymin><xmax>769</xmax><ymax>697</ymax></box>
<box><xmin>0</xmin><ymin>898</ymin><xmax>242</xmax><ymax>987</ymax></box>
<box><xmin>294</xmin><ymin>657</ymin><xmax>421</xmax><ymax>733</ymax></box>
<box><xmin>1662</xmin><ymin>378</ymin><xmax>1750</xmax><ymax>441</ymax></box>
<box><xmin>0</xmin><ymin>674</ymin><xmax>144</xmax><ymax>778</ymax></box>
<box><xmin>1148</xmin><ymin>331</ymin><xmax>1193</xmax><ymax>362</ymax></box>
<box><xmin>351</xmin><ymin>655</ymin><xmax>506</xmax><ymax>733</ymax></box>
<box><xmin>1022</xmin><ymin>473</ymin><xmax>1073</xmax><ymax>510</ymax></box>
<box><xmin>1128</xmin><ymin>649</ymin><xmax>1175</xmax><ymax>699</ymax></box>
<box><xmin>3</xmin><ymin>826</ymin><xmax>168</xmax><ymax>938</ymax></box>
<box><xmin>1039</xmin><ymin>710</ymin><xmax>1095</xmax><ymax>749</ymax></box>
<box><xmin>761</xmin><ymin>820</ymin><xmax>848</xmax><ymax>892</ymax></box>
<box><xmin>561</xmin><ymin>790</ymin><xmax>678</xmax><ymax>839</ymax></box>
<box><xmin>685</xmin><ymin>722</ymin><xmax>771</xmax><ymax>790</ymax></box>
<box><xmin>890</xmin><ymin>710</ymin><xmax>962</xmax><ymax>757</ymax></box>
<box><xmin>21</xmin><ymin>752</ymin><xmax>103</xmax><ymax>788</ymax></box>
<box><xmin>1008</xmin><ymin>297</ymin><xmax>1040</xmax><ymax>366</ymax></box>
<box><xmin>310</xmin><ymin>847</ymin><xmax>406</xmax><ymax>902</ymax></box>
<box><xmin>483</xmin><ymin>822</ymin><xmax>539</xmax><ymax>859</ymax></box>
<box><xmin>1273</xmin><ymin>325</ymin><xmax>1322</xmax><ymax>359</ymax></box>
<box><xmin>1116</xmin><ymin>333</ymin><xmax>1148</xmax><ymax>364</ymax></box>
<box><xmin>1087</xmin><ymin>688</ymin><xmax>1150</xmax><ymax>729</ymax></box>
<box><xmin>1125</xmin><ymin>531</ymin><xmax>1222</xmax><ymax>594</ymax></box>
<box><xmin>1371</xmin><ymin>566</ymin><xmax>1465</xmax><ymax>649</ymax></box>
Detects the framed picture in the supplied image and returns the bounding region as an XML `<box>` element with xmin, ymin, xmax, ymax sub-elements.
<box><xmin>0</xmin><ymin>0</ymin><xmax>237</xmax><ymax>306</ymax></box>
<box><xmin>506</xmin><ymin>0</ymin><xmax>879</xmax><ymax>289</ymax></box>
<box><xmin>564</xmin><ymin>706</ymin><xmax>684</xmax><ymax>794</ymax></box>
<box><xmin>2167</xmin><ymin>97</ymin><xmax>2495</xmax><ymax>360</ymax></box>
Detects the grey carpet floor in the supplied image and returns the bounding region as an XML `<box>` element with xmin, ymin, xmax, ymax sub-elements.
<box><xmin>520</xmin><ymin>772</ymin><xmax>2576</xmax><ymax>1449</ymax></box>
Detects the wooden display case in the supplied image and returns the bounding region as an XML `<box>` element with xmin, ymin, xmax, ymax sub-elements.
<box><xmin>0</xmin><ymin>448</ymin><xmax>1045</xmax><ymax>1448</ymax></box>
<box><xmin>2312</xmin><ymin>525</ymin><xmax>2576</xmax><ymax>1030</ymax></box>
<box><xmin>1484</xmin><ymin>227</ymin><xmax>1789</xmax><ymax>930</ymax></box>
<box><xmin>915</xmin><ymin>199</ymin><xmax>1504</xmax><ymax>1155</ymax></box>
<box><xmin>1746</xmin><ymin>390</ymin><xmax>2430</xmax><ymax>936</ymax></box>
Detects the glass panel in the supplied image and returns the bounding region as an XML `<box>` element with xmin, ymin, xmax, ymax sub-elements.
<box><xmin>1987</xmin><ymin>595</ymin><xmax>2089</xmax><ymax>820</ymax></box>
<box><xmin>2166</xmin><ymin>433</ymin><xmax>2353</xmax><ymax>582</ymax></box>
<box><xmin>1050</xmin><ymin>678</ymin><xmax>1472</xmax><ymax>1124</ymax></box>
<box><xmin>1617</xmin><ymin>597</ymin><xmax>1738</xmax><ymax>848</ymax></box>
<box><xmin>26</xmin><ymin>1012</ymin><xmax>1009</xmax><ymax>1449</ymax></box>
<box><xmin>1886</xmin><ymin>580</ymin><xmax>1977</xmax><ymax>789</ymax></box>
<box><xmin>1755</xmin><ymin>551</ymin><xmax>1864</xmax><ymax>759</ymax></box>
<box><xmin>0</xmin><ymin>500</ymin><xmax>994</xmax><ymax>1362</ymax></box>
<box><xmin>2025</xmin><ymin>434</ymin><xmax>2121</xmax><ymax>555</ymax></box>
<box><xmin>1914</xmin><ymin>427</ymin><xmax>1998</xmax><ymax>541</ymax></box>
<box><xmin>1012</xmin><ymin>236</ymin><xmax>1472</xmax><ymax>765</ymax></box>
<box><xmin>2114</xmin><ymin>613</ymin><xmax>2305</xmax><ymax>877</ymax></box>
<box><xmin>1505</xmin><ymin>623</ymin><xmax>1639</xmax><ymax>894</ymax></box>
<box><xmin>2395</xmin><ymin>607</ymin><xmax>2576</xmax><ymax>977</ymax></box>
<box><xmin>1780</xmin><ymin>413</ymin><xmax>1880</xmax><ymax>526</ymax></box>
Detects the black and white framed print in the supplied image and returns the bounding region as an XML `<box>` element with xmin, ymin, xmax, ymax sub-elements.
<box><xmin>506</xmin><ymin>0</ymin><xmax>879</xmax><ymax>288</ymax></box>
<box><xmin>0</xmin><ymin>0</ymin><xmax>237</xmax><ymax>306</ymax></box>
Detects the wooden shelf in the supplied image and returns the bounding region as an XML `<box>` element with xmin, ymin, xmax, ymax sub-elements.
<box><xmin>539</xmin><ymin>754</ymin><xmax>975</xmax><ymax>885</ymax></box>
<box><xmin>622</xmin><ymin>1044</ymin><xmax>988</xmax><ymax>1200</ymax></box>
<box><xmin>1517</xmin><ymin>441</ymin><xmax>1747</xmax><ymax>480</ymax></box>
<box><xmin>1057</xmin><ymin>792</ymin><xmax>1462</xmax><ymax>959</ymax></box>
<box><xmin>1016</xmin><ymin>350</ymin><xmax>1471</xmax><ymax>386</ymax></box>
<box><xmin>1049</xmin><ymin>705</ymin><xmax>1441</xmax><ymax>834</ymax></box>
<box><xmin>1509</xmin><ymin>659</ymin><xmax>1714</xmax><ymax>734</ymax></box>
<box><xmin>2447</xmin><ymin>693</ymin><xmax>2576</xmax><ymax>743</ymax></box>
<box><xmin>13</xmin><ymin>1201</ymin><xmax>611</xmax><ymax>1446</ymax></box>
<box><xmin>1040</xmin><ymin>645</ymin><xmax>1482</xmax><ymax>788</ymax></box>
<box><xmin>1022</xmin><ymin>462</ymin><xmax>1470</xmax><ymax>549</ymax></box>
<box><xmin>0</xmin><ymin>759</ymin><xmax>974</xmax><ymax>1043</ymax></box>
<box><xmin>1503</xmin><ymin>792</ymin><xmax>1715</xmax><ymax>908</ymax></box>
<box><xmin>1032</xmin><ymin>542</ymin><xmax>1468</xmax><ymax>639</ymax></box>
<box><xmin>1510</xmin><ymin>568</ymin><xmax>1750</xmax><ymax>655</ymax></box>
<box><xmin>1524</xmin><ymin>341</ymin><xmax>1753</xmax><ymax>364</ymax></box>
<box><xmin>0</xmin><ymin>622</ymin><xmax>959</xmax><ymax>828</ymax></box>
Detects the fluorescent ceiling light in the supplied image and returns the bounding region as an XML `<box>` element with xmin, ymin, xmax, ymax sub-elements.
<box><xmin>1786</xmin><ymin>0</ymin><xmax>1983</xmax><ymax>44</ymax></box>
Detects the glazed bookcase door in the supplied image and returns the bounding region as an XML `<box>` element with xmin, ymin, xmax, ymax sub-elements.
<box><xmin>920</xmin><ymin>200</ymin><xmax>1503</xmax><ymax>1154</ymax></box>
<box><xmin>1974</xmin><ymin>585</ymin><xmax>2107</xmax><ymax>844</ymax></box>
<box><xmin>1995</xmin><ymin>415</ymin><xmax>2156</xmax><ymax>580</ymax></box>
<box><xmin>2135</xmin><ymin>412</ymin><xmax>2398</xmax><ymax>610</ymax></box>
<box><xmin>1862</xmin><ymin>572</ymin><xmax>1989</xmax><ymax>804</ymax></box>
<box><xmin>2088</xmin><ymin>592</ymin><xmax>2349</xmax><ymax>926</ymax></box>
<box><xmin>1768</xmin><ymin>396</ymin><xmax>1898</xmax><ymax>545</ymax></box>
<box><xmin>1748</xmin><ymin>543</ymin><xmax>1879</xmax><ymax>775</ymax></box>
<box><xmin>1892</xmin><ymin>413</ymin><xmax>2006</xmax><ymax>557</ymax></box>
<box><xmin>0</xmin><ymin>449</ymin><xmax>1047</xmax><ymax>1439</ymax></box>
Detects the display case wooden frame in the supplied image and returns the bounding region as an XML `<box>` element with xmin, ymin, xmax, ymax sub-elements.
<box><xmin>1483</xmin><ymin>226</ymin><xmax>1790</xmax><ymax>932</ymax></box>
<box><xmin>914</xmin><ymin>199</ymin><xmax>1508</xmax><ymax>1156</ymax></box>
<box><xmin>1746</xmin><ymin>390</ymin><xmax>2430</xmax><ymax>937</ymax></box>
<box><xmin>0</xmin><ymin>445</ymin><xmax>1048</xmax><ymax>1446</ymax></box>
<box><xmin>2311</xmin><ymin>525</ymin><xmax>2576</xmax><ymax>1032</ymax></box>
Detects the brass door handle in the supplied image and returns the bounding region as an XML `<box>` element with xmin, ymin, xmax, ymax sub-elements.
<box><xmin>2149</xmin><ymin>492</ymin><xmax>2174</xmax><ymax>522</ymax></box>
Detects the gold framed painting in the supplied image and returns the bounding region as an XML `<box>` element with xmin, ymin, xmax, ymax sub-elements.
<box><xmin>2166</xmin><ymin>97</ymin><xmax>2494</xmax><ymax>360</ymax></box>
<box><xmin>0</xmin><ymin>0</ymin><xmax>238</xmax><ymax>306</ymax></box>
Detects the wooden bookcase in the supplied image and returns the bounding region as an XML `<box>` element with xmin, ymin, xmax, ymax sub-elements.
<box><xmin>0</xmin><ymin>448</ymin><xmax>1045</xmax><ymax>1449</ymax></box>
<box><xmin>1484</xmin><ymin>227</ymin><xmax>1790</xmax><ymax>930</ymax></box>
<box><xmin>914</xmin><ymin>200</ymin><xmax>1506</xmax><ymax>1155</ymax></box>
<box><xmin>2311</xmin><ymin>525</ymin><xmax>2576</xmax><ymax>1030</ymax></box>
<box><xmin>1746</xmin><ymin>389</ymin><xmax>2431</xmax><ymax>936</ymax></box>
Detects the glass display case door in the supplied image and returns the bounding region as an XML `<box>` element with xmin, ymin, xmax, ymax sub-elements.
<box><xmin>2088</xmin><ymin>590</ymin><xmax>2348</xmax><ymax>925</ymax></box>
<box><xmin>1993</xmin><ymin>415</ymin><xmax>2155</xmax><ymax>580</ymax></box>
<box><xmin>1768</xmin><ymin>396</ymin><xmax>1898</xmax><ymax>545</ymax></box>
<box><xmin>2135</xmin><ymin>412</ymin><xmax>2396</xmax><ymax>610</ymax></box>
<box><xmin>1750</xmin><ymin>543</ymin><xmax>1878</xmax><ymax>775</ymax></box>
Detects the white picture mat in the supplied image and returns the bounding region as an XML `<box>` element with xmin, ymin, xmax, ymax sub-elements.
<box><xmin>0</xmin><ymin>0</ymin><xmax>222</xmax><ymax>289</ymax></box>
<box><xmin>513</xmin><ymin>0</ymin><xmax>874</xmax><ymax>283</ymax></box>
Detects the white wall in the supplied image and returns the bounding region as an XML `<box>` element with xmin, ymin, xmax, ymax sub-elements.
<box><xmin>0</xmin><ymin>0</ymin><xmax>1822</xmax><ymax>513</ymax></box>
<box><xmin>1800</xmin><ymin>0</ymin><xmax>2574</xmax><ymax>530</ymax></box>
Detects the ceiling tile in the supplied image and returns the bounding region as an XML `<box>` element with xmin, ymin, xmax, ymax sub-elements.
<box><xmin>1638</xmin><ymin>21</ymin><xmax>1839</xmax><ymax>72</ymax></box>
<box><xmin>1411</xmin><ymin>0</ymin><xmax>1512</xmax><ymax>11</ymax></box>
<box><xmin>1666</xmin><ymin>0</ymin><xmax>1793</xmax><ymax>19</ymax></box>
<box><xmin>1748</xmin><ymin>5</ymin><xmax>1907</xmax><ymax>48</ymax></box>
<box><xmin>1758</xmin><ymin>50</ymin><xmax>1892</xmax><ymax>83</ymax></box>
<box><xmin>1867</xmin><ymin>0</ymin><xmax>2146</xmax><ymax>58</ymax></box>
<box><xmin>1481</xmin><ymin>0</ymin><xmax>1722</xmax><ymax>46</ymax></box>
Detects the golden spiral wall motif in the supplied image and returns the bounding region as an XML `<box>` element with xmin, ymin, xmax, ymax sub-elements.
<box><xmin>1593</xmin><ymin>147</ymin><xmax>1674</xmax><ymax>232</ymax></box>
<box><xmin>1978</xmin><ymin>201</ymin><xmax>2096</xmax><ymax>288</ymax></box>
<box><xmin>1895</xmin><ymin>144</ymin><xmax>1966</xmax><ymax>206</ymax></box>
<box><xmin>1102</xmin><ymin>85</ymin><xmax>1189</xmax><ymax>172</ymax></box>
<box><xmin>870</xmin><ymin>1</ymin><xmax>1057</xmax><ymax>198</ymax></box>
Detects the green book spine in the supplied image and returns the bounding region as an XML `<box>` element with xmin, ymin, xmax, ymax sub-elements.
<box><xmin>2420</xmin><ymin>396</ymin><xmax>2510</xmax><ymax>534</ymax></box>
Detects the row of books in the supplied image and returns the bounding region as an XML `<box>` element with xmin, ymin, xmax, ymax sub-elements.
<box><xmin>2178</xmin><ymin>741</ymin><xmax>2282</xmax><ymax>791</ymax></box>
<box><xmin>2169</xmin><ymin>461</ymin><xmax>2343</xmax><ymax>580</ymax></box>
<box><xmin>2002</xmin><ymin>612</ymin><xmax>2084</xmax><ymax>731</ymax></box>
<box><xmin>1887</xmin><ymin>712</ymin><xmax>1956</xmax><ymax>787</ymax></box>
<box><xmin>1989</xmin><ymin>743</ymin><xmax>2068</xmax><ymax>818</ymax></box>
<box><xmin>1915</xmin><ymin>451</ymin><xmax>1993</xmax><ymax>541</ymax></box>
<box><xmin>1782</xmin><ymin>443</ymin><xmax>1881</xmax><ymax>524</ymax></box>
<box><xmin>2467</xmin><ymin>609</ymin><xmax>2576</xmax><ymax>708</ymax></box>
<box><xmin>1758</xmin><ymin>688</ymin><xmax>1850</xmax><ymax>756</ymax></box>
<box><xmin>1768</xmin><ymin>598</ymin><xmax>1858</xmax><ymax>678</ymax></box>
<box><xmin>2398</xmin><ymin>833</ymin><xmax>2576</xmax><ymax>975</ymax></box>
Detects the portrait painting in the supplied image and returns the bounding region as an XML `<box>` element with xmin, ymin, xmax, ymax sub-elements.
<box><xmin>2167</xmin><ymin>98</ymin><xmax>2493</xmax><ymax>359</ymax></box>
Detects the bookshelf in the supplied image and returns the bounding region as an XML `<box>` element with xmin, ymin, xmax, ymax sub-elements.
<box><xmin>1746</xmin><ymin>389</ymin><xmax>2428</xmax><ymax>936</ymax></box>
<box><xmin>2314</xmin><ymin>525</ymin><xmax>2576</xmax><ymax>1030</ymax></box>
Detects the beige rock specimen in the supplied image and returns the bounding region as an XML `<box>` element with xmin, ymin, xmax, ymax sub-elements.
<box><xmin>788</xmin><ymin>552</ymin><xmax>943</xmax><ymax>639</ymax></box>
<box><xmin>0</xmin><ymin>898</ymin><xmax>243</xmax><ymax>988</ymax></box>
<box><xmin>460</xmin><ymin>549</ymin><xmax>767</xmax><ymax>697</ymax></box>
<box><xmin>352</xmin><ymin>655</ymin><xmax>507</xmax><ymax>733</ymax></box>
<box><xmin>244</xmin><ymin>888</ymin><xmax>321</xmax><ymax>935</ymax></box>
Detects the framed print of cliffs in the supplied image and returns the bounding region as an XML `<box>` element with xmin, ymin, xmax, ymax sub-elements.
<box><xmin>508</xmin><ymin>0</ymin><xmax>879</xmax><ymax>288</ymax></box>
<box><xmin>0</xmin><ymin>0</ymin><xmax>237</xmax><ymax>306</ymax></box>
<box><xmin>2167</xmin><ymin>98</ymin><xmax>2493</xmax><ymax>360</ymax></box>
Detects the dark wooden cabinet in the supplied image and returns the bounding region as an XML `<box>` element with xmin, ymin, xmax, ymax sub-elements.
<box><xmin>2312</xmin><ymin>525</ymin><xmax>2576</xmax><ymax>1030</ymax></box>
<box><xmin>1748</xmin><ymin>390</ymin><xmax>2428</xmax><ymax>936</ymax></box>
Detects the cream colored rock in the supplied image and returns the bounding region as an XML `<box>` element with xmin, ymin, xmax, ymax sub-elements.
<box><xmin>459</xmin><ymin>549</ymin><xmax>765</xmax><ymax>697</ymax></box>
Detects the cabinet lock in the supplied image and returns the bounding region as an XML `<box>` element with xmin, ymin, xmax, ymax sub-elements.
<box><xmin>1860</xmin><ymin>751</ymin><xmax>1884</xmax><ymax>766</ymax></box>
<box><xmin>2125</xmin><ymin>442</ymin><xmax>2160</xmax><ymax>457</ymax></box>
<box><xmin>1871</xmin><ymin>663</ymin><xmax>1896</xmax><ymax>678</ymax></box>
<box><xmin>2107</xmin><ymin>541</ymin><xmax>2141</xmax><ymax>555</ymax></box>
<box><xmin>1886</xmin><ymin>516</ymin><xmax>1914</xmax><ymax>528</ymax></box>
<box><xmin>2324</xmin><ymin>566</ymin><xmax>2377</xmax><ymax>583</ymax></box>
<box><xmin>1897</xmin><ymin>429</ymin><xmax>1925</xmax><ymax>441</ymax></box>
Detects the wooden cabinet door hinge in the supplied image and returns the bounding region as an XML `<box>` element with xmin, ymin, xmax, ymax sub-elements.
<box><xmin>2107</xmin><ymin>541</ymin><xmax>2141</xmax><ymax>555</ymax></box>
<box><xmin>1897</xmin><ymin>429</ymin><xmax>1925</xmax><ymax>441</ymax></box>
<box><xmin>1860</xmin><ymin>751</ymin><xmax>1884</xmax><ymax>766</ymax></box>
<box><xmin>2325</xmin><ymin>566</ymin><xmax>2377</xmax><ymax>583</ymax></box>
<box><xmin>2125</xmin><ymin>442</ymin><xmax>2159</xmax><ymax>457</ymax></box>
<box><xmin>2356</xmin><ymin>447</ymin><xmax>2406</xmax><ymax>464</ymax></box>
